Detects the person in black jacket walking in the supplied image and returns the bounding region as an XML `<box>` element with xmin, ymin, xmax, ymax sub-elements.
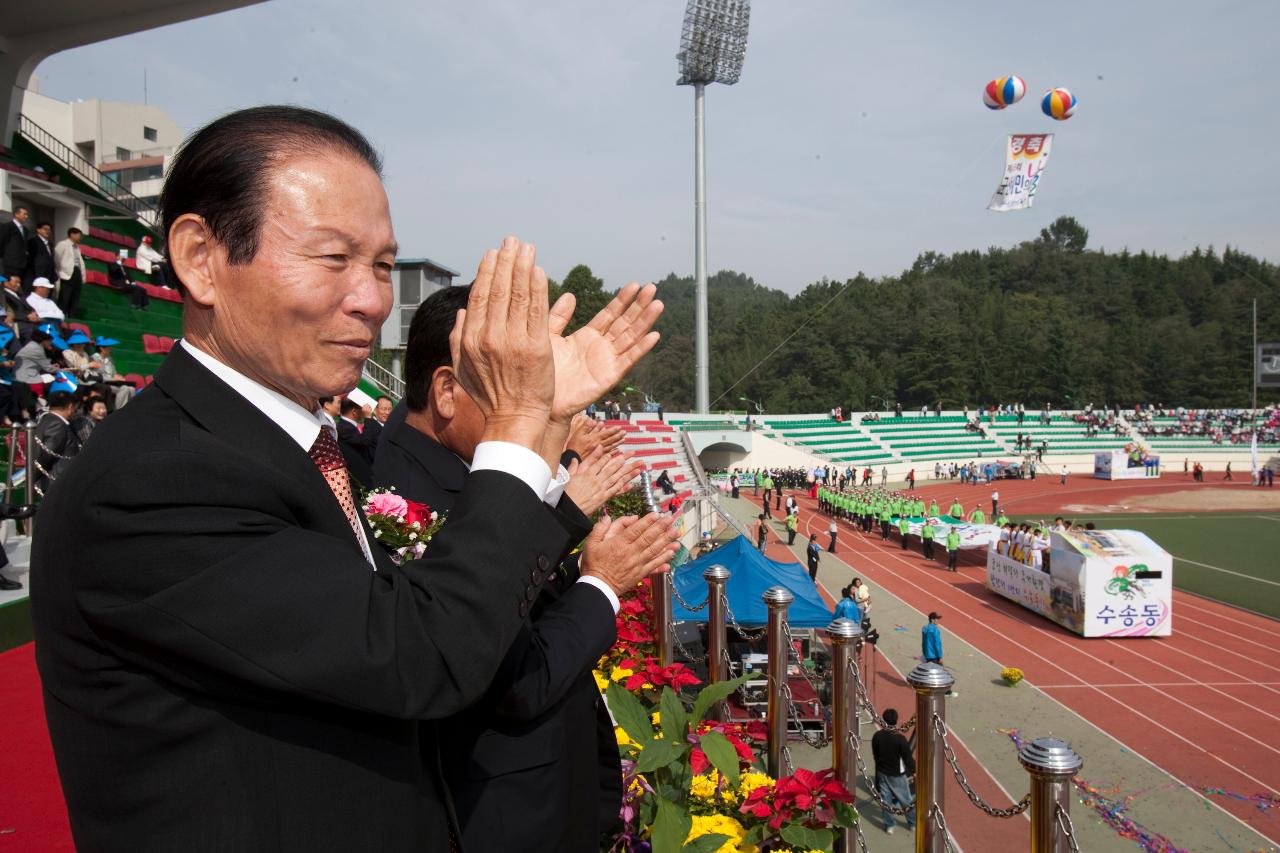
<box><xmin>871</xmin><ymin>708</ymin><xmax>917</xmax><ymax>834</ymax></box>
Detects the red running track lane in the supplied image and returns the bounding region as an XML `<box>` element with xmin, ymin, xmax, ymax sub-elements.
<box><xmin>765</xmin><ymin>484</ymin><xmax>1280</xmax><ymax>847</ymax></box>
<box><xmin>762</xmin><ymin>532</ymin><xmax>1028</xmax><ymax>849</ymax></box>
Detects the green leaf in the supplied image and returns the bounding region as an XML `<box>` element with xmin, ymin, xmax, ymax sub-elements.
<box><xmin>833</xmin><ymin>800</ymin><xmax>860</xmax><ymax>827</ymax></box>
<box><xmin>681</xmin><ymin>834</ymin><xmax>730</xmax><ymax>853</ymax></box>
<box><xmin>781</xmin><ymin>824</ymin><xmax>834</xmax><ymax>852</ymax></box>
<box><xmin>607</xmin><ymin>681</ymin><xmax>654</xmax><ymax>745</ymax></box>
<box><xmin>690</xmin><ymin>673</ymin><xmax>752</xmax><ymax>723</ymax></box>
<box><xmin>697</xmin><ymin>730</ymin><xmax>741</xmax><ymax>787</ymax></box>
<box><xmin>634</xmin><ymin>739</ymin><xmax>688</xmax><ymax>774</ymax></box>
<box><xmin>741</xmin><ymin>824</ymin><xmax>766</xmax><ymax>845</ymax></box>
<box><xmin>659</xmin><ymin>686</ymin><xmax>689</xmax><ymax>743</ymax></box>
<box><xmin>652</xmin><ymin>798</ymin><xmax>692</xmax><ymax>853</ymax></box>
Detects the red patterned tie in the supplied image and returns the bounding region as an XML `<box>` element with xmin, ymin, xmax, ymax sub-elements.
<box><xmin>308</xmin><ymin>426</ymin><xmax>364</xmax><ymax>546</ymax></box>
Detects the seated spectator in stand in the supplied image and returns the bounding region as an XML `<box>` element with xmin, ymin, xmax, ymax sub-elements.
<box><xmin>107</xmin><ymin>250</ymin><xmax>150</xmax><ymax>311</ymax></box>
<box><xmin>34</xmin><ymin>389</ymin><xmax>82</xmax><ymax>496</ymax></box>
<box><xmin>0</xmin><ymin>324</ymin><xmax>17</xmax><ymax>424</ymax></box>
<box><xmin>135</xmin><ymin>236</ymin><xmax>170</xmax><ymax>288</ymax></box>
<box><xmin>655</xmin><ymin>468</ymin><xmax>676</xmax><ymax>495</ymax></box>
<box><xmin>2</xmin><ymin>275</ymin><xmax>39</xmax><ymax>339</ymax></box>
<box><xmin>92</xmin><ymin>337</ymin><xmax>134</xmax><ymax>410</ymax></box>
<box><xmin>54</xmin><ymin>227</ymin><xmax>86</xmax><ymax>318</ymax></box>
<box><xmin>13</xmin><ymin>329</ymin><xmax>58</xmax><ymax>418</ymax></box>
<box><xmin>335</xmin><ymin>397</ymin><xmax>374</xmax><ymax>487</ymax></box>
<box><xmin>26</xmin><ymin>277</ymin><xmax>65</xmax><ymax>323</ymax></box>
<box><xmin>71</xmin><ymin>395</ymin><xmax>109</xmax><ymax>445</ymax></box>
<box><xmin>61</xmin><ymin>331</ymin><xmax>103</xmax><ymax>389</ymax></box>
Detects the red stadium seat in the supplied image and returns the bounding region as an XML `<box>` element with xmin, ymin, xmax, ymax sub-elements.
<box><xmin>142</xmin><ymin>334</ymin><xmax>164</xmax><ymax>354</ymax></box>
<box><xmin>123</xmin><ymin>374</ymin><xmax>145</xmax><ymax>388</ymax></box>
<box><xmin>158</xmin><ymin>336</ymin><xmax>176</xmax><ymax>354</ymax></box>
<box><xmin>66</xmin><ymin>323</ymin><xmax>91</xmax><ymax>337</ymax></box>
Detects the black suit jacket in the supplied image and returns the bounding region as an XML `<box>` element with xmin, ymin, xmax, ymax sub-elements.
<box><xmin>34</xmin><ymin>411</ymin><xmax>81</xmax><ymax>493</ymax></box>
<box><xmin>335</xmin><ymin>416</ymin><xmax>375</xmax><ymax>488</ymax></box>
<box><xmin>0</xmin><ymin>222</ymin><xmax>26</xmax><ymax>279</ymax></box>
<box><xmin>31</xmin><ymin>345</ymin><xmax>587</xmax><ymax>853</ymax></box>
<box><xmin>362</xmin><ymin>415</ymin><xmax>383</xmax><ymax>451</ymax></box>
<box><xmin>107</xmin><ymin>260</ymin><xmax>132</xmax><ymax>288</ymax></box>
<box><xmin>26</xmin><ymin>235</ymin><xmax>55</xmax><ymax>283</ymax></box>
<box><xmin>372</xmin><ymin>405</ymin><xmax>621</xmax><ymax>853</ymax></box>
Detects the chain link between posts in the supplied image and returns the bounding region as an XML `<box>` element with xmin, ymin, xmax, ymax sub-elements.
<box><xmin>932</xmin><ymin>714</ymin><xmax>1032</xmax><ymax>817</ymax></box>
<box><xmin>929</xmin><ymin>803</ymin><xmax>961</xmax><ymax>853</ymax></box>
<box><xmin>1056</xmin><ymin>802</ymin><xmax>1083</xmax><ymax>853</ymax></box>
<box><xmin>847</xmin><ymin>657</ymin><xmax>916</xmax><ymax>734</ymax></box>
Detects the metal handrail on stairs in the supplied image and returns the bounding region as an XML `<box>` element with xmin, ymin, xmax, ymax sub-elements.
<box><xmin>17</xmin><ymin>114</ymin><xmax>159</xmax><ymax>229</ymax></box>
<box><xmin>362</xmin><ymin>358</ymin><xmax>404</xmax><ymax>399</ymax></box>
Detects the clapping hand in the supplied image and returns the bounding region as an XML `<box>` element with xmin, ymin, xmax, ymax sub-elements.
<box><xmin>546</xmin><ymin>283</ymin><xmax>662</xmax><ymax>419</ymax></box>
<box><xmin>580</xmin><ymin>512</ymin><xmax>679</xmax><ymax>598</ymax></box>
<box><xmin>449</xmin><ymin>238</ymin><xmax>554</xmax><ymax>449</ymax></box>
<box><xmin>564</xmin><ymin>447</ymin><xmax>645</xmax><ymax>516</ymax></box>
<box><xmin>566</xmin><ymin>414</ymin><xmax>626</xmax><ymax>459</ymax></box>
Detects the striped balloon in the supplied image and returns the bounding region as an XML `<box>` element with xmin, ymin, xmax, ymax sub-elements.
<box><xmin>1041</xmin><ymin>87</ymin><xmax>1078</xmax><ymax>120</ymax></box>
<box><xmin>984</xmin><ymin>75</ymin><xmax>1025</xmax><ymax>109</ymax></box>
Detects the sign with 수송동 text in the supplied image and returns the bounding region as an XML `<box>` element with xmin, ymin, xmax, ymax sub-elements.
<box><xmin>988</xmin><ymin>134</ymin><xmax>1053</xmax><ymax>212</ymax></box>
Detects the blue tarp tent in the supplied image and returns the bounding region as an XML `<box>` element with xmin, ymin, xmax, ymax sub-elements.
<box><xmin>670</xmin><ymin>535</ymin><xmax>834</xmax><ymax>628</ymax></box>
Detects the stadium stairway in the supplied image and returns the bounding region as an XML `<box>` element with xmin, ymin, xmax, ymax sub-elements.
<box><xmin>610</xmin><ymin>420</ymin><xmax>697</xmax><ymax>510</ymax></box>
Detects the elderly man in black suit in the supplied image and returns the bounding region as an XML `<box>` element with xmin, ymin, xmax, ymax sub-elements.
<box><xmin>32</xmin><ymin>106</ymin><xmax>666</xmax><ymax>853</ymax></box>
<box><xmin>25</xmin><ymin>221</ymin><xmax>56</xmax><ymax>289</ymax></box>
<box><xmin>0</xmin><ymin>205</ymin><xmax>29</xmax><ymax>281</ymax></box>
<box><xmin>374</xmin><ymin>287</ymin><xmax>644</xmax><ymax>852</ymax></box>
<box><xmin>33</xmin><ymin>389</ymin><xmax>81</xmax><ymax>495</ymax></box>
<box><xmin>106</xmin><ymin>251</ymin><xmax>150</xmax><ymax>310</ymax></box>
<box><xmin>335</xmin><ymin>396</ymin><xmax>375</xmax><ymax>487</ymax></box>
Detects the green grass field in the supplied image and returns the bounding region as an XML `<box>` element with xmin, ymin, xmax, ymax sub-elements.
<box><xmin>1013</xmin><ymin>512</ymin><xmax>1280</xmax><ymax>620</ymax></box>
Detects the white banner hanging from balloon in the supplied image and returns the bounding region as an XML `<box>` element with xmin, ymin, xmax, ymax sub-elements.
<box><xmin>987</xmin><ymin>133</ymin><xmax>1053</xmax><ymax>212</ymax></box>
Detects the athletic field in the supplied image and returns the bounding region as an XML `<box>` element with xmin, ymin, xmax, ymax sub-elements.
<box><xmin>1012</xmin><ymin>511</ymin><xmax>1280</xmax><ymax>619</ymax></box>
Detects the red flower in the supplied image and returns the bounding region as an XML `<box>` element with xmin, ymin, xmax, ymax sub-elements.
<box><xmin>740</xmin><ymin>786</ymin><xmax>773</xmax><ymax>818</ymax></box>
<box><xmin>616</xmin><ymin>622</ymin><xmax>653</xmax><ymax>644</ymax></box>
<box><xmin>404</xmin><ymin>501</ymin><xmax>433</xmax><ymax>527</ymax></box>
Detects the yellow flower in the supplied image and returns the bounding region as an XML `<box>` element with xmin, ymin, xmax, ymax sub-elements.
<box><xmin>650</xmin><ymin>710</ymin><xmax>661</xmax><ymax>725</ymax></box>
<box><xmin>593</xmin><ymin>669</ymin><xmax>609</xmax><ymax>692</ymax></box>
<box><xmin>737</xmin><ymin>771</ymin><xmax>775</xmax><ymax>800</ymax></box>
<box><xmin>690</xmin><ymin>772</ymin><xmax>738</xmax><ymax>805</ymax></box>
<box><xmin>685</xmin><ymin>814</ymin><xmax>756</xmax><ymax>853</ymax></box>
<box><xmin>611</xmin><ymin>667</ymin><xmax>634</xmax><ymax>683</ymax></box>
<box><xmin>615</xmin><ymin>727</ymin><xmax>636</xmax><ymax>748</ymax></box>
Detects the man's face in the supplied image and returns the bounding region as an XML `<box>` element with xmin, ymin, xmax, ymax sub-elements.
<box><xmin>13</xmin><ymin>209</ymin><xmax>28</xmax><ymax>225</ymax></box>
<box><xmin>321</xmin><ymin>398</ymin><xmax>342</xmax><ymax>417</ymax></box>
<box><xmin>374</xmin><ymin>398</ymin><xmax>392</xmax><ymax>423</ymax></box>
<box><xmin>202</xmin><ymin>151</ymin><xmax>396</xmax><ymax>407</ymax></box>
<box><xmin>69</xmin><ymin>232</ymin><xmax>82</xmax><ymax>245</ymax></box>
<box><xmin>37</xmin><ymin>224</ymin><xmax>51</xmax><ymax>240</ymax></box>
<box><xmin>89</xmin><ymin>402</ymin><xmax>108</xmax><ymax>421</ymax></box>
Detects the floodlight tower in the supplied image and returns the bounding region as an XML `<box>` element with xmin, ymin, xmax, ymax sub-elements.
<box><xmin>677</xmin><ymin>0</ymin><xmax>750</xmax><ymax>413</ymax></box>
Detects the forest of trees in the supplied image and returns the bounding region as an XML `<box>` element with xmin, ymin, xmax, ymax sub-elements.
<box><xmin>548</xmin><ymin>218</ymin><xmax>1280</xmax><ymax>414</ymax></box>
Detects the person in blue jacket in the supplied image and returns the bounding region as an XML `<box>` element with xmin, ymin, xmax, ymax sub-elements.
<box><xmin>834</xmin><ymin>585</ymin><xmax>862</xmax><ymax>626</ymax></box>
<box><xmin>922</xmin><ymin>611</ymin><xmax>957</xmax><ymax>697</ymax></box>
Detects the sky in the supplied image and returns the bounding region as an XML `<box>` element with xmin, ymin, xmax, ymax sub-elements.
<box><xmin>31</xmin><ymin>0</ymin><xmax>1280</xmax><ymax>293</ymax></box>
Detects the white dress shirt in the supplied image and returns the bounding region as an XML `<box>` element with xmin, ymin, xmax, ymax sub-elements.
<box><xmin>26</xmin><ymin>291</ymin><xmax>64</xmax><ymax>321</ymax></box>
<box><xmin>136</xmin><ymin>242</ymin><xmax>165</xmax><ymax>274</ymax></box>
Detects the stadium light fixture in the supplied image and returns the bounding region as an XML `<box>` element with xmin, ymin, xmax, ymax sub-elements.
<box><xmin>677</xmin><ymin>0</ymin><xmax>751</xmax><ymax>413</ymax></box>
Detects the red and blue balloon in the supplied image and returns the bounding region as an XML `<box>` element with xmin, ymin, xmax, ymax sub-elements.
<box><xmin>983</xmin><ymin>75</ymin><xmax>1026</xmax><ymax>110</ymax></box>
<box><xmin>1041</xmin><ymin>87</ymin><xmax>1078</xmax><ymax>120</ymax></box>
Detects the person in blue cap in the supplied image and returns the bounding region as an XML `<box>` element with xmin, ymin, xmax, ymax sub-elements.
<box><xmin>13</xmin><ymin>329</ymin><xmax>58</xmax><ymax>419</ymax></box>
<box><xmin>93</xmin><ymin>337</ymin><xmax>133</xmax><ymax>410</ymax></box>
<box><xmin>62</xmin><ymin>331</ymin><xmax>103</xmax><ymax>389</ymax></box>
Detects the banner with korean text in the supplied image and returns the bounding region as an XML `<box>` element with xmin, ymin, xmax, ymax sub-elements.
<box><xmin>988</xmin><ymin>133</ymin><xmax>1053</xmax><ymax>212</ymax></box>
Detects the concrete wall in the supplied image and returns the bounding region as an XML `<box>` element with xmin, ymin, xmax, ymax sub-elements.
<box><xmin>72</xmin><ymin>99</ymin><xmax>183</xmax><ymax>162</ymax></box>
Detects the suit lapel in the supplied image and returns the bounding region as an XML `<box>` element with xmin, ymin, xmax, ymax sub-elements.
<box><xmin>152</xmin><ymin>346</ymin><xmax>373</xmax><ymax>555</ymax></box>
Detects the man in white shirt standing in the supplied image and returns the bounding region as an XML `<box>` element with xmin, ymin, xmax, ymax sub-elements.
<box><xmin>25</xmin><ymin>277</ymin><xmax>65</xmax><ymax>323</ymax></box>
<box><xmin>53</xmin><ymin>227</ymin><xmax>87</xmax><ymax>317</ymax></box>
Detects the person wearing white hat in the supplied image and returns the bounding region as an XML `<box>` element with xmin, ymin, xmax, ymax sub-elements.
<box><xmin>26</xmin><ymin>276</ymin><xmax>65</xmax><ymax>322</ymax></box>
<box><xmin>136</xmin><ymin>236</ymin><xmax>170</xmax><ymax>288</ymax></box>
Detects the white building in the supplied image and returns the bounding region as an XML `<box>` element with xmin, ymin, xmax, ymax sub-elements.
<box><xmin>379</xmin><ymin>258</ymin><xmax>461</xmax><ymax>380</ymax></box>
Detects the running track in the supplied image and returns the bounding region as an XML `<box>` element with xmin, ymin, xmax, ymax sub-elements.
<box><xmin>751</xmin><ymin>476</ymin><xmax>1280</xmax><ymax>845</ymax></box>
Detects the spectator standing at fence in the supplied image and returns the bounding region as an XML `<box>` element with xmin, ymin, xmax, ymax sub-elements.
<box><xmin>852</xmin><ymin>577</ymin><xmax>871</xmax><ymax>615</ymax></box>
<box><xmin>871</xmin><ymin>708</ymin><xmax>916</xmax><ymax>835</ymax></box>
<box><xmin>834</xmin><ymin>585</ymin><xmax>861</xmax><ymax>623</ymax></box>
<box><xmin>806</xmin><ymin>534</ymin><xmax>821</xmax><ymax>580</ymax></box>
<box><xmin>921</xmin><ymin>612</ymin><xmax>957</xmax><ymax>697</ymax></box>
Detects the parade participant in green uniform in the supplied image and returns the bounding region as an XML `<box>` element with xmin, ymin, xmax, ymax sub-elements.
<box><xmin>946</xmin><ymin>527</ymin><xmax>961</xmax><ymax>571</ymax></box>
<box><xmin>968</xmin><ymin>505</ymin><xmax>986</xmax><ymax>524</ymax></box>
<box><xmin>879</xmin><ymin>505</ymin><xmax>893</xmax><ymax>541</ymax></box>
<box><xmin>786</xmin><ymin>511</ymin><xmax>799</xmax><ymax>545</ymax></box>
<box><xmin>897</xmin><ymin>514</ymin><xmax>911</xmax><ymax>550</ymax></box>
<box><xmin>996</xmin><ymin>511</ymin><xmax>1009</xmax><ymax>527</ymax></box>
<box><xmin>928</xmin><ymin>499</ymin><xmax>940</xmax><ymax>518</ymax></box>
<box><xmin>921</xmin><ymin>521</ymin><xmax>936</xmax><ymax>560</ymax></box>
<box><xmin>948</xmin><ymin>498</ymin><xmax>964</xmax><ymax>518</ymax></box>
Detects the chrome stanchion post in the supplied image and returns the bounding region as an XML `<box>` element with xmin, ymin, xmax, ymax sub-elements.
<box><xmin>640</xmin><ymin>471</ymin><xmax>674</xmax><ymax>666</ymax></box>
<box><xmin>703</xmin><ymin>564</ymin><xmax>730</xmax><ymax>720</ymax></box>
<box><xmin>907</xmin><ymin>662</ymin><xmax>954</xmax><ymax>853</ymax></box>
<box><xmin>23</xmin><ymin>422</ymin><xmax>35</xmax><ymax>537</ymax></box>
<box><xmin>3</xmin><ymin>426</ymin><xmax>17</xmax><ymax>506</ymax></box>
<box><xmin>1018</xmin><ymin>737</ymin><xmax>1083</xmax><ymax>853</ymax></box>
<box><xmin>827</xmin><ymin>617</ymin><xmax>863</xmax><ymax>853</ymax></box>
<box><xmin>763</xmin><ymin>585</ymin><xmax>794</xmax><ymax>777</ymax></box>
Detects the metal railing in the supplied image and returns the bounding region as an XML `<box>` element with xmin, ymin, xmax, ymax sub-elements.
<box><xmin>18</xmin><ymin>115</ymin><xmax>160</xmax><ymax>229</ymax></box>
<box><xmin>362</xmin><ymin>358</ymin><xmax>404</xmax><ymax>399</ymax></box>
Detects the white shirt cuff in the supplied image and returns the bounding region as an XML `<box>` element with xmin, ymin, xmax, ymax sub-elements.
<box><xmin>471</xmin><ymin>441</ymin><xmax>552</xmax><ymax>500</ymax></box>
<box><xmin>544</xmin><ymin>464</ymin><xmax>570</xmax><ymax>507</ymax></box>
<box><xmin>576</xmin><ymin>575</ymin><xmax>620</xmax><ymax>614</ymax></box>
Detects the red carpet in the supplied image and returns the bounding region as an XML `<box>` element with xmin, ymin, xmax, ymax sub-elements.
<box><xmin>0</xmin><ymin>643</ymin><xmax>73</xmax><ymax>851</ymax></box>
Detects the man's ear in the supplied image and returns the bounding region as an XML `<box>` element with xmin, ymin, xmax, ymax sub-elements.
<box><xmin>168</xmin><ymin>214</ymin><xmax>219</xmax><ymax>307</ymax></box>
<box><xmin>431</xmin><ymin>366</ymin><xmax>457</xmax><ymax>420</ymax></box>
